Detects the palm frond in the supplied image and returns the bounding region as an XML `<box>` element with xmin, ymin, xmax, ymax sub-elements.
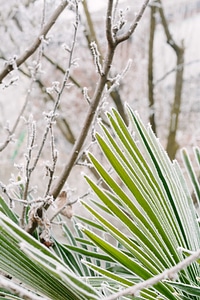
<box><xmin>0</xmin><ymin>212</ymin><xmax>100</xmax><ymax>300</ymax></box>
<box><xmin>76</xmin><ymin>106</ymin><xmax>200</xmax><ymax>299</ymax></box>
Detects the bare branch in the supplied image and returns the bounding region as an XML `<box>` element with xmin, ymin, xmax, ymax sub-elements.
<box><xmin>82</xmin><ymin>0</ymin><xmax>103</xmax><ymax>59</ymax></box>
<box><xmin>50</xmin><ymin>0</ymin><xmax>150</xmax><ymax>200</ymax></box>
<box><xmin>0</xmin><ymin>0</ymin><xmax>69</xmax><ymax>83</ymax></box>
<box><xmin>106</xmin><ymin>0</ymin><xmax>115</xmax><ymax>47</ymax></box>
<box><xmin>44</xmin><ymin>126</ymin><xmax>58</xmax><ymax>197</ymax></box>
<box><xmin>116</xmin><ymin>0</ymin><xmax>150</xmax><ymax>44</ymax></box>
<box><xmin>157</xmin><ymin>0</ymin><xmax>181</xmax><ymax>53</ymax></box>
<box><xmin>104</xmin><ymin>248</ymin><xmax>200</xmax><ymax>300</ymax></box>
<box><xmin>43</xmin><ymin>54</ymin><xmax>82</xmax><ymax>89</ymax></box>
<box><xmin>90</xmin><ymin>41</ymin><xmax>104</xmax><ymax>76</ymax></box>
<box><xmin>29</xmin><ymin>0</ymin><xmax>79</xmax><ymax>178</ymax></box>
<box><xmin>17</xmin><ymin>64</ymin><xmax>76</xmax><ymax>144</ymax></box>
<box><xmin>82</xmin><ymin>0</ymin><xmax>128</xmax><ymax>125</ymax></box>
<box><xmin>157</xmin><ymin>0</ymin><xmax>185</xmax><ymax>159</ymax></box>
<box><xmin>148</xmin><ymin>1</ymin><xmax>157</xmax><ymax>134</ymax></box>
<box><xmin>50</xmin><ymin>50</ymin><xmax>114</xmax><ymax>199</ymax></box>
<box><xmin>25</xmin><ymin>1</ymin><xmax>80</xmax><ymax>234</ymax></box>
<box><xmin>0</xmin><ymin>94</ymin><xmax>29</xmax><ymax>152</ymax></box>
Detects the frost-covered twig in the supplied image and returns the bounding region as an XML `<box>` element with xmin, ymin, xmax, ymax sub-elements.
<box><xmin>0</xmin><ymin>92</ymin><xmax>30</xmax><ymax>152</ymax></box>
<box><xmin>36</xmin><ymin>0</ymin><xmax>79</xmax><ymax>177</ymax></box>
<box><xmin>104</xmin><ymin>248</ymin><xmax>200</xmax><ymax>300</ymax></box>
<box><xmin>115</xmin><ymin>0</ymin><xmax>150</xmax><ymax>44</ymax></box>
<box><xmin>26</xmin><ymin>1</ymin><xmax>80</xmax><ymax>234</ymax></box>
<box><xmin>44</xmin><ymin>126</ymin><xmax>58</xmax><ymax>197</ymax></box>
<box><xmin>83</xmin><ymin>87</ymin><xmax>91</xmax><ymax>104</ymax></box>
<box><xmin>107</xmin><ymin>59</ymin><xmax>132</xmax><ymax>93</ymax></box>
<box><xmin>0</xmin><ymin>0</ymin><xmax>69</xmax><ymax>83</ymax></box>
<box><xmin>49</xmin><ymin>191</ymin><xmax>73</xmax><ymax>222</ymax></box>
<box><xmin>82</xmin><ymin>0</ymin><xmax>128</xmax><ymax>125</ymax></box>
<box><xmin>43</xmin><ymin>53</ymin><xmax>82</xmax><ymax>89</ymax></box>
<box><xmin>50</xmin><ymin>0</ymin><xmax>150</xmax><ymax>200</ymax></box>
<box><xmin>28</xmin><ymin>0</ymin><xmax>79</xmax><ymax>186</ymax></box>
<box><xmin>23</xmin><ymin>116</ymin><xmax>37</xmax><ymax>199</ymax></box>
<box><xmin>106</xmin><ymin>0</ymin><xmax>115</xmax><ymax>47</ymax></box>
<box><xmin>0</xmin><ymin>184</ymin><xmax>47</xmax><ymax>205</ymax></box>
<box><xmin>90</xmin><ymin>42</ymin><xmax>104</xmax><ymax>76</ymax></box>
<box><xmin>0</xmin><ymin>0</ymin><xmax>46</xmax><ymax>150</ymax></box>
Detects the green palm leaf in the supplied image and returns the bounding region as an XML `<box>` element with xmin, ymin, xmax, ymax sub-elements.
<box><xmin>0</xmin><ymin>212</ymin><xmax>100</xmax><ymax>300</ymax></box>
<box><xmin>77</xmin><ymin>106</ymin><xmax>200</xmax><ymax>299</ymax></box>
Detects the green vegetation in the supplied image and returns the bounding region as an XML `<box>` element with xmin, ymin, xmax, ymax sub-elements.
<box><xmin>1</xmin><ymin>106</ymin><xmax>200</xmax><ymax>299</ymax></box>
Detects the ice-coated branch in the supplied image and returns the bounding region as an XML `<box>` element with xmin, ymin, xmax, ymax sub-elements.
<box><xmin>0</xmin><ymin>94</ymin><xmax>29</xmax><ymax>152</ymax></box>
<box><xmin>82</xmin><ymin>0</ymin><xmax>128</xmax><ymax>125</ymax></box>
<box><xmin>32</xmin><ymin>0</ymin><xmax>79</xmax><ymax>178</ymax></box>
<box><xmin>26</xmin><ymin>1</ymin><xmax>80</xmax><ymax>234</ymax></box>
<box><xmin>90</xmin><ymin>41</ymin><xmax>104</xmax><ymax>76</ymax></box>
<box><xmin>50</xmin><ymin>0</ymin><xmax>150</xmax><ymax>200</ymax></box>
<box><xmin>44</xmin><ymin>126</ymin><xmax>58</xmax><ymax>197</ymax></box>
<box><xmin>115</xmin><ymin>0</ymin><xmax>150</xmax><ymax>44</ymax></box>
<box><xmin>104</xmin><ymin>248</ymin><xmax>200</xmax><ymax>300</ymax></box>
<box><xmin>43</xmin><ymin>53</ymin><xmax>82</xmax><ymax>89</ymax></box>
<box><xmin>106</xmin><ymin>0</ymin><xmax>115</xmax><ymax>47</ymax></box>
<box><xmin>0</xmin><ymin>0</ymin><xmax>69</xmax><ymax>83</ymax></box>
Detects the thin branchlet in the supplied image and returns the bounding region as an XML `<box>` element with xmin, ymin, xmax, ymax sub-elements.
<box><xmin>83</xmin><ymin>87</ymin><xmax>91</xmax><ymax>104</ymax></box>
<box><xmin>0</xmin><ymin>80</ymin><xmax>34</xmax><ymax>153</ymax></box>
<box><xmin>104</xmin><ymin>248</ymin><xmax>200</xmax><ymax>300</ymax></box>
<box><xmin>106</xmin><ymin>0</ymin><xmax>115</xmax><ymax>47</ymax></box>
<box><xmin>23</xmin><ymin>117</ymin><xmax>37</xmax><ymax>201</ymax></box>
<box><xmin>50</xmin><ymin>0</ymin><xmax>150</xmax><ymax>200</ymax></box>
<box><xmin>116</xmin><ymin>0</ymin><xmax>150</xmax><ymax>44</ymax></box>
<box><xmin>0</xmin><ymin>0</ymin><xmax>69</xmax><ymax>83</ymax></box>
<box><xmin>0</xmin><ymin>0</ymin><xmax>48</xmax><ymax>152</ymax></box>
<box><xmin>25</xmin><ymin>1</ymin><xmax>80</xmax><ymax>234</ymax></box>
<box><xmin>25</xmin><ymin>0</ymin><xmax>79</xmax><ymax>196</ymax></box>
<box><xmin>90</xmin><ymin>41</ymin><xmax>104</xmax><ymax>76</ymax></box>
<box><xmin>44</xmin><ymin>126</ymin><xmax>58</xmax><ymax>197</ymax></box>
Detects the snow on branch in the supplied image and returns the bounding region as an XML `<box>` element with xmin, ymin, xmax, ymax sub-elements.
<box><xmin>0</xmin><ymin>0</ymin><xmax>69</xmax><ymax>83</ymax></box>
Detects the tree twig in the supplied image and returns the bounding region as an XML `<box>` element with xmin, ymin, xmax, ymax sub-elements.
<box><xmin>115</xmin><ymin>0</ymin><xmax>150</xmax><ymax>45</ymax></box>
<box><xmin>148</xmin><ymin>1</ymin><xmax>157</xmax><ymax>134</ymax></box>
<box><xmin>25</xmin><ymin>0</ymin><xmax>80</xmax><ymax>234</ymax></box>
<box><xmin>0</xmin><ymin>92</ymin><xmax>29</xmax><ymax>152</ymax></box>
<box><xmin>82</xmin><ymin>0</ymin><xmax>128</xmax><ymax>124</ymax></box>
<box><xmin>50</xmin><ymin>0</ymin><xmax>150</xmax><ymax>200</ymax></box>
<box><xmin>28</xmin><ymin>0</ymin><xmax>79</xmax><ymax>184</ymax></box>
<box><xmin>44</xmin><ymin>125</ymin><xmax>58</xmax><ymax>197</ymax></box>
<box><xmin>157</xmin><ymin>0</ymin><xmax>185</xmax><ymax>159</ymax></box>
<box><xmin>0</xmin><ymin>0</ymin><xmax>69</xmax><ymax>83</ymax></box>
<box><xmin>104</xmin><ymin>248</ymin><xmax>200</xmax><ymax>300</ymax></box>
<box><xmin>106</xmin><ymin>0</ymin><xmax>115</xmax><ymax>47</ymax></box>
<box><xmin>43</xmin><ymin>53</ymin><xmax>82</xmax><ymax>89</ymax></box>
